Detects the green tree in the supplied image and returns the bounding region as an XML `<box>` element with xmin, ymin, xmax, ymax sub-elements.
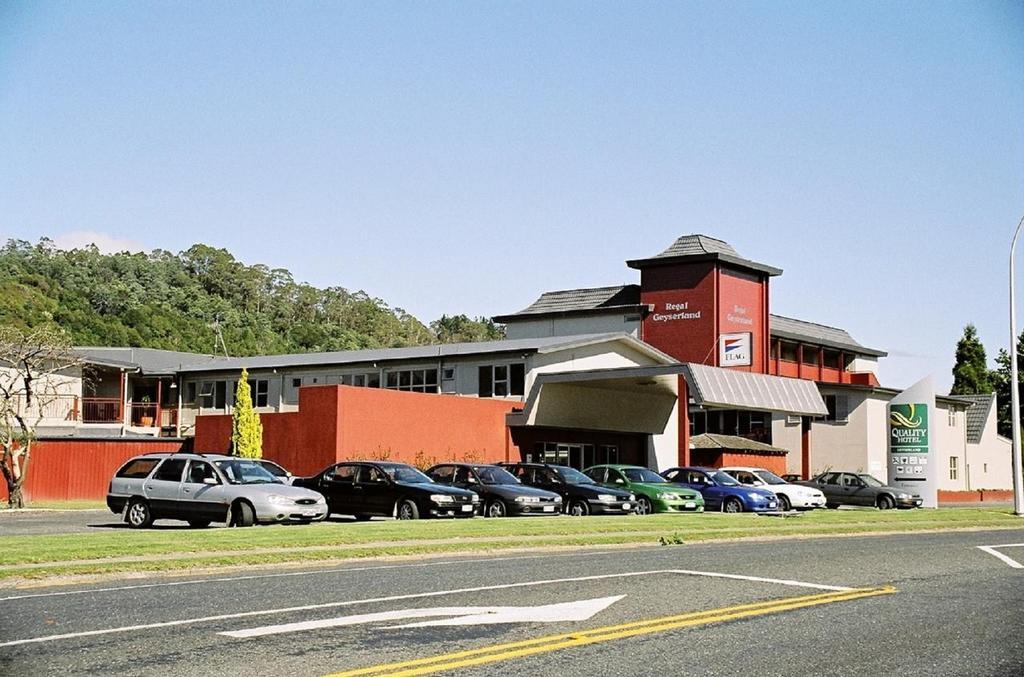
<box><xmin>230</xmin><ymin>368</ymin><xmax>263</xmax><ymax>459</ymax></box>
<box><xmin>991</xmin><ymin>330</ymin><xmax>1024</xmax><ymax>439</ymax></box>
<box><xmin>950</xmin><ymin>324</ymin><xmax>993</xmax><ymax>395</ymax></box>
<box><xmin>431</xmin><ymin>314</ymin><xmax>506</xmax><ymax>343</ymax></box>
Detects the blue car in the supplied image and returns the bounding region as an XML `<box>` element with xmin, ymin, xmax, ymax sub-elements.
<box><xmin>660</xmin><ymin>466</ymin><xmax>778</xmax><ymax>513</ymax></box>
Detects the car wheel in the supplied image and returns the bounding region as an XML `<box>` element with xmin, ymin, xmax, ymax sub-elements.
<box><xmin>229</xmin><ymin>501</ymin><xmax>256</xmax><ymax>527</ymax></box>
<box><xmin>877</xmin><ymin>495</ymin><xmax>895</xmax><ymax>510</ymax></box>
<box><xmin>187</xmin><ymin>519</ymin><xmax>211</xmax><ymax>529</ymax></box>
<box><xmin>396</xmin><ymin>499</ymin><xmax>419</xmax><ymax>520</ymax></box>
<box><xmin>568</xmin><ymin>500</ymin><xmax>590</xmax><ymax>517</ymax></box>
<box><xmin>486</xmin><ymin>500</ymin><xmax>507</xmax><ymax>518</ymax></box>
<box><xmin>125</xmin><ymin>498</ymin><xmax>153</xmax><ymax>529</ymax></box>
<box><xmin>722</xmin><ymin>497</ymin><xmax>743</xmax><ymax>514</ymax></box>
<box><xmin>777</xmin><ymin>494</ymin><xmax>791</xmax><ymax>511</ymax></box>
<box><xmin>636</xmin><ymin>496</ymin><xmax>653</xmax><ymax>515</ymax></box>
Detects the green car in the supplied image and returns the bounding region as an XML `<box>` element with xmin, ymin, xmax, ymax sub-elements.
<box><xmin>583</xmin><ymin>464</ymin><xmax>705</xmax><ymax>515</ymax></box>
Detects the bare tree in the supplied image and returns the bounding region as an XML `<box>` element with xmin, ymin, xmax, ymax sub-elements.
<box><xmin>0</xmin><ymin>326</ymin><xmax>82</xmax><ymax>509</ymax></box>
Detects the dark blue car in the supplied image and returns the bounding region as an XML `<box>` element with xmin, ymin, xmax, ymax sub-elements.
<box><xmin>660</xmin><ymin>466</ymin><xmax>778</xmax><ymax>513</ymax></box>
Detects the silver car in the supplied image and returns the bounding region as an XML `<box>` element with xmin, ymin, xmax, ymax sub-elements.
<box><xmin>107</xmin><ymin>452</ymin><xmax>328</xmax><ymax>528</ymax></box>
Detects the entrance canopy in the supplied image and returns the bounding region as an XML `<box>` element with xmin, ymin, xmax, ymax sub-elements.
<box><xmin>682</xmin><ymin>363</ymin><xmax>827</xmax><ymax>417</ymax></box>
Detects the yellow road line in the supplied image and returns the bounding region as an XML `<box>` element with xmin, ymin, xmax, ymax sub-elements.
<box><xmin>326</xmin><ymin>585</ymin><xmax>896</xmax><ymax>677</ymax></box>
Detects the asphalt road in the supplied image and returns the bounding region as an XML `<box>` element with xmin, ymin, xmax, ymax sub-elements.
<box><xmin>2</xmin><ymin>529</ymin><xmax>1023</xmax><ymax>676</ymax></box>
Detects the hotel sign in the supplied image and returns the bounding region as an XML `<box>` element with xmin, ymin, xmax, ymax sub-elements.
<box><xmin>887</xmin><ymin>376</ymin><xmax>937</xmax><ymax>508</ymax></box>
<box><xmin>651</xmin><ymin>301</ymin><xmax>702</xmax><ymax>322</ymax></box>
<box><xmin>719</xmin><ymin>332</ymin><xmax>752</xmax><ymax>367</ymax></box>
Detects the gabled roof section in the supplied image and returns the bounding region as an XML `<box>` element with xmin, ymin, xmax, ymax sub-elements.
<box><xmin>948</xmin><ymin>393</ymin><xmax>996</xmax><ymax>445</ymax></box>
<box><xmin>769</xmin><ymin>315</ymin><xmax>887</xmax><ymax>358</ymax></box>
<box><xmin>627</xmin><ymin>234</ymin><xmax>783</xmax><ymax>277</ymax></box>
<box><xmin>174</xmin><ymin>332</ymin><xmax>667</xmax><ymax>374</ymax></box>
<box><xmin>493</xmin><ymin>285</ymin><xmax>641</xmax><ymax>322</ymax></box>
<box><xmin>682</xmin><ymin>363</ymin><xmax>828</xmax><ymax>416</ymax></box>
<box><xmin>75</xmin><ymin>347</ymin><xmax>224</xmax><ymax>375</ymax></box>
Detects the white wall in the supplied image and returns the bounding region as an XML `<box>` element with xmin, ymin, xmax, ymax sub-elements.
<box><xmin>965</xmin><ymin>400</ymin><xmax>1014</xmax><ymax>490</ymax></box>
<box><xmin>771</xmin><ymin>413</ymin><xmax>803</xmax><ymax>475</ymax></box>
<box><xmin>505</xmin><ymin>315</ymin><xmax>641</xmax><ymax>340</ymax></box>
<box><xmin>936</xmin><ymin>404</ymin><xmax>968</xmax><ymax>491</ymax></box>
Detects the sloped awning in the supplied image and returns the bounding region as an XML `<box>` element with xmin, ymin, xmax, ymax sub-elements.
<box><xmin>682</xmin><ymin>363</ymin><xmax>827</xmax><ymax>416</ymax></box>
<box><xmin>689</xmin><ymin>433</ymin><xmax>789</xmax><ymax>456</ymax></box>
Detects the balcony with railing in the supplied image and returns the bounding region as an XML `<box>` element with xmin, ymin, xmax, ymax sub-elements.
<box><xmin>8</xmin><ymin>394</ymin><xmax>79</xmax><ymax>422</ymax></box>
<box><xmin>81</xmin><ymin>398</ymin><xmax>123</xmax><ymax>424</ymax></box>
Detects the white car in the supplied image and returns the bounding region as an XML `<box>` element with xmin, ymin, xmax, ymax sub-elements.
<box><xmin>720</xmin><ymin>466</ymin><xmax>826</xmax><ymax>511</ymax></box>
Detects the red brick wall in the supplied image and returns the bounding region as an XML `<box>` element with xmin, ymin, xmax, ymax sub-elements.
<box><xmin>194</xmin><ymin>386</ymin><xmax>521</xmax><ymax>476</ymax></box>
<box><xmin>1</xmin><ymin>438</ymin><xmax>185</xmax><ymax>503</ymax></box>
<box><xmin>717</xmin><ymin>268</ymin><xmax>768</xmax><ymax>373</ymax></box>
<box><xmin>938</xmin><ymin>490</ymin><xmax>1015</xmax><ymax>503</ymax></box>
<box><xmin>640</xmin><ymin>262</ymin><xmax>718</xmax><ymax>365</ymax></box>
<box><xmin>689</xmin><ymin>449</ymin><xmax>787</xmax><ymax>475</ymax></box>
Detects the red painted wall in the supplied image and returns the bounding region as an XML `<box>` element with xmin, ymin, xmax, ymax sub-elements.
<box><xmin>716</xmin><ymin>268</ymin><xmax>768</xmax><ymax>373</ymax></box>
<box><xmin>1</xmin><ymin>438</ymin><xmax>185</xmax><ymax>503</ymax></box>
<box><xmin>194</xmin><ymin>386</ymin><xmax>521</xmax><ymax>476</ymax></box>
<box><xmin>640</xmin><ymin>262</ymin><xmax>718</xmax><ymax>365</ymax></box>
<box><xmin>689</xmin><ymin>450</ymin><xmax>787</xmax><ymax>475</ymax></box>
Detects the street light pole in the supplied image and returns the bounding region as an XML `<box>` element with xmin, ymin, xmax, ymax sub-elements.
<box><xmin>1009</xmin><ymin>214</ymin><xmax>1024</xmax><ymax>516</ymax></box>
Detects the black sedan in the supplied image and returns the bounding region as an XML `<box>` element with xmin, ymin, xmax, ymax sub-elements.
<box><xmin>500</xmin><ymin>462</ymin><xmax>634</xmax><ymax>516</ymax></box>
<box><xmin>797</xmin><ymin>471</ymin><xmax>922</xmax><ymax>509</ymax></box>
<box><xmin>426</xmin><ymin>463</ymin><xmax>563</xmax><ymax>517</ymax></box>
<box><xmin>293</xmin><ymin>461</ymin><xmax>480</xmax><ymax>520</ymax></box>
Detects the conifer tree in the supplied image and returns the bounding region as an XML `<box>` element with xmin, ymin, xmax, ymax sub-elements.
<box><xmin>231</xmin><ymin>368</ymin><xmax>263</xmax><ymax>459</ymax></box>
<box><xmin>950</xmin><ymin>324</ymin><xmax>992</xmax><ymax>395</ymax></box>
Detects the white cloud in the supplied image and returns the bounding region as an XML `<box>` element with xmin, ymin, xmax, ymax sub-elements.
<box><xmin>51</xmin><ymin>230</ymin><xmax>146</xmax><ymax>254</ymax></box>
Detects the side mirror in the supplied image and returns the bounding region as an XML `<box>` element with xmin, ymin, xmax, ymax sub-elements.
<box><xmin>202</xmin><ymin>477</ymin><xmax>218</xmax><ymax>486</ymax></box>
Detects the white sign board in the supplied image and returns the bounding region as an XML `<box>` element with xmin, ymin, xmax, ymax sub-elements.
<box><xmin>888</xmin><ymin>375</ymin><xmax>938</xmax><ymax>508</ymax></box>
<box><xmin>719</xmin><ymin>332</ymin><xmax>752</xmax><ymax>367</ymax></box>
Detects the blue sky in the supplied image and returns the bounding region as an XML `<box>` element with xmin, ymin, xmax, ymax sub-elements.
<box><xmin>1</xmin><ymin>1</ymin><xmax>1021</xmax><ymax>390</ymax></box>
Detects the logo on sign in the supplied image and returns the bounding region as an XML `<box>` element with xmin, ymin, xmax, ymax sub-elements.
<box><xmin>889</xmin><ymin>403</ymin><xmax>929</xmax><ymax>453</ymax></box>
<box><xmin>719</xmin><ymin>332</ymin><xmax>751</xmax><ymax>367</ymax></box>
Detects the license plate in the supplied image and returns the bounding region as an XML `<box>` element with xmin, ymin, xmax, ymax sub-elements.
<box><xmin>622</xmin><ymin>503</ymin><xmax>631</xmax><ymax>510</ymax></box>
<box><xmin>769</xmin><ymin>502</ymin><xmax>777</xmax><ymax>509</ymax></box>
<box><xmin>302</xmin><ymin>510</ymin><xmax>318</xmax><ymax>517</ymax></box>
<box><xmin>461</xmin><ymin>504</ymin><xmax>473</xmax><ymax>512</ymax></box>
<box><xmin>684</xmin><ymin>502</ymin><xmax>696</xmax><ymax>509</ymax></box>
<box><xmin>542</xmin><ymin>505</ymin><xmax>554</xmax><ymax>512</ymax></box>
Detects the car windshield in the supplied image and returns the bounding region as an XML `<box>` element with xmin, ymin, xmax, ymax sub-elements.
<box><xmin>622</xmin><ymin>468</ymin><xmax>666</xmax><ymax>483</ymax></box>
<box><xmin>709</xmin><ymin>471</ymin><xmax>740</xmax><ymax>486</ymax></box>
<box><xmin>474</xmin><ymin>466</ymin><xmax>520</xmax><ymax>485</ymax></box>
<box><xmin>554</xmin><ymin>466</ymin><xmax>595</xmax><ymax>485</ymax></box>
<box><xmin>214</xmin><ymin>460</ymin><xmax>281</xmax><ymax>485</ymax></box>
<box><xmin>384</xmin><ymin>465</ymin><xmax>433</xmax><ymax>484</ymax></box>
<box><xmin>753</xmin><ymin>470</ymin><xmax>788</xmax><ymax>485</ymax></box>
<box><xmin>259</xmin><ymin>462</ymin><xmax>287</xmax><ymax>477</ymax></box>
<box><xmin>858</xmin><ymin>474</ymin><xmax>885</xmax><ymax>487</ymax></box>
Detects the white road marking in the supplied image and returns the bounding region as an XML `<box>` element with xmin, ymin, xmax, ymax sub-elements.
<box><xmin>0</xmin><ymin>568</ymin><xmax>851</xmax><ymax>648</ymax></box>
<box><xmin>0</xmin><ymin>551</ymin><xmax>620</xmax><ymax>602</ymax></box>
<box><xmin>220</xmin><ymin>595</ymin><xmax>626</xmax><ymax>638</ymax></box>
<box><xmin>977</xmin><ymin>544</ymin><xmax>1024</xmax><ymax>569</ymax></box>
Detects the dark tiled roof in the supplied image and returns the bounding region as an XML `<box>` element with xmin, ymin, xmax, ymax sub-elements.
<box><xmin>626</xmin><ymin>234</ymin><xmax>783</xmax><ymax>276</ymax></box>
<box><xmin>769</xmin><ymin>315</ymin><xmax>887</xmax><ymax>357</ymax></box>
<box><xmin>75</xmin><ymin>347</ymin><xmax>223</xmax><ymax>375</ymax></box>
<box><xmin>689</xmin><ymin>433</ymin><xmax>789</xmax><ymax>455</ymax></box>
<box><xmin>948</xmin><ymin>393</ymin><xmax>995</xmax><ymax>444</ymax></box>
<box><xmin>493</xmin><ymin>285</ymin><xmax>641</xmax><ymax>321</ymax></box>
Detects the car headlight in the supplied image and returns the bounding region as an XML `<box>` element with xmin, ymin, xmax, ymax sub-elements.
<box><xmin>430</xmin><ymin>494</ymin><xmax>454</xmax><ymax>504</ymax></box>
<box><xmin>629</xmin><ymin>494</ymin><xmax>636</xmax><ymax>501</ymax></box>
<box><xmin>266</xmin><ymin>495</ymin><xmax>292</xmax><ymax>505</ymax></box>
<box><xmin>553</xmin><ymin>495</ymin><xmax>562</xmax><ymax>502</ymax></box>
<box><xmin>657</xmin><ymin>492</ymin><xmax>680</xmax><ymax>501</ymax></box>
<box><xmin>897</xmin><ymin>493</ymin><xmax>910</xmax><ymax>499</ymax></box>
<box><xmin>597</xmin><ymin>494</ymin><xmax>617</xmax><ymax>502</ymax></box>
<box><xmin>470</xmin><ymin>495</ymin><xmax>481</xmax><ymax>503</ymax></box>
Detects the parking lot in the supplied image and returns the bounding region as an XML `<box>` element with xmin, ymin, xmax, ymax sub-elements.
<box><xmin>2</xmin><ymin>529</ymin><xmax>1023</xmax><ymax>676</ymax></box>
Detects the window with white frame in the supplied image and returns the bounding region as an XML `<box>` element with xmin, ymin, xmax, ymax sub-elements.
<box><xmin>478</xmin><ymin>363</ymin><xmax>525</xmax><ymax>397</ymax></box>
<box><xmin>247</xmin><ymin>379</ymin><xmax>269</xmax><ymax>407</ymax></box>
<box><xmin>947</xmin><ymin>408</ymin><xmax>956</xmax><ymax>427</ymax></box>
<box><xmin>949</xmin><ymin>456</ymin><xmax>958</xmax><ymax>481</ymax></box>
<box><xmin>384</xmin><ymin>368</ymin><xmax>438</xmax><ymax>393</ymax></box>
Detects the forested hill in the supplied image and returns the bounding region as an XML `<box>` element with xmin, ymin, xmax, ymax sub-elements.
<box><xmin>0</xmin><ymin>239</ymin><xmax>503</xmax><ymax>355</ymax></box>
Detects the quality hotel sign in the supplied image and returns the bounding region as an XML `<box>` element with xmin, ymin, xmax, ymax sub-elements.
<box><xmin>887</xmin><ymin>376</ymin><xmax>937</xmax><ymax>508</ymax></box>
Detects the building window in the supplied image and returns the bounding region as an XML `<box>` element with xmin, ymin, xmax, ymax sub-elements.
<box><xmin>478</xmin><ymin>363</ymin><xmax>525</xmax><ymax>397</ymax></box>
<box><xmin>185</xmin><ymin>382</ymin><xmax>196</xmax><ymax>405</ymax></box>
<box><xmin>824</xmin><ymin>394</ymin><xmax>849</xmax><ymax>423</ymax></box>
<box><xmin>947</xmin><ymin>408</ymin><xmax>956</xmax><ymax>427</ymax></box>
<box><xmin>802</xmin><ymin>346</ymin><xmax>819</xmax><ymax>365</ymax></box>
<box><xmin>385</xmin><ymin>368</ymin><xmax>438</xmax><ymax>393</ymax></box>
<box><xmin>823</xmin><ymin>350</ymin><xmax>840</xmax><ymax>369</ymax></box>
<box><xmin>949</xmin><ymin>456</ymin><xmax>958</xmax><ymax>481</ymax></box>
<box><xmin>247</xmin><ymin>379</ymin><xmax>269</xmax><ymax>407</ymax></box>
<box><xmin>780</xmin><ymin>342</ymin><xmax>798</xmax><ymax>362</ymax></box>
<box><xmin>442</xmin><ymin>367</ymin><xmax>456</xmax><ymax>381</ymax></box>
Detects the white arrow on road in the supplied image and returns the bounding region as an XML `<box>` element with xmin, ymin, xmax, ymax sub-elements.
<box><xmin>220</xmin><ymin>595</ymin><xmax>625</xmax><ymax>639</ymax></box>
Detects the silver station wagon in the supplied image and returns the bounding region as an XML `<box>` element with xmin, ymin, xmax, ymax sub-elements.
<box><xmin>107</xmin><ymin>452</ymin><xmax>328</xmax><ymax>528</ymax></box>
